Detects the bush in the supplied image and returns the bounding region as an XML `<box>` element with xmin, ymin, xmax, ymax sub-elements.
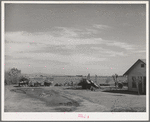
<box><xmin>44</xmin><ymin>82</ymin><xmax>51</xmax><ymax>86</ymax></box>
<box><xmin>19</xmin><ymin>76</ymin><xmax>29</xmax><ymax>82</ymax></box>
<box><xmin>67</xmin><ymin>83</ymin><xmax>70</xmax><ymax>86</ymax></box>
<box><xmin>34</xmin><ymin>82</ymin><xmax>41</xmax><ymax>87</ymax></box>
<box><xmin>18</xmin><ymin>76</ymin><xmax>30</xmax><ymax>87</ymax></box>
<box><xmin>118</xmin><ymin>82</ymin><xmax>123</xmax><ymax>89</ymax></box>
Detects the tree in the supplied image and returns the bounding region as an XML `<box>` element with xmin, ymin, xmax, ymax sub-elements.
<box><xmin>5</xmin><ymin>68</ymin><xmax>21</xmax><ymax>84</ymax></box>
<box><xmin>95</xmin><ymin>75</ymin><xmax>97</xmax><ymax>83</ymax></box>
<box><xmin>136</xmin><ymin>76</ymin><xmax>142</xmax><ymax>95</ymax></box>
<box><xmin>112</xmin><ymin>74</ymin><xmax>118</xmax><ymax>88</ymax></box>
<box><xmin>105</xmin><ymin>77</ymin><xmax>110</xmax><ymax>84</ymax></box>
<box><xmin>5</xmin><ymin>71</ymin><xmax>11</xmax><ymax>85</ymax></box>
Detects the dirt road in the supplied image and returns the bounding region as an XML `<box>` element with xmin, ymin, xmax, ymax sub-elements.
<box><xmin>4</xmin><ymin>85</ymin><xmax>146</xmax><ymax>112</ymax></box>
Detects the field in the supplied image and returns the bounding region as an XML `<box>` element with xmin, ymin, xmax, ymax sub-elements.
<box><xmin>30</xmin><ymin>75</ymin><xmax>127</xmax><ymax>86</ymax></box>
<box><xmin>5</xmin><ymin>84</ymin><xmax>146</xmax><ymax>112</ymax></box>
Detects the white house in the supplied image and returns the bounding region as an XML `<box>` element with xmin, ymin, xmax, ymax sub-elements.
<box><xmin>123</xmin><ymin>59</ymin><xmax>146</xmax><ymax>94</ymax></box>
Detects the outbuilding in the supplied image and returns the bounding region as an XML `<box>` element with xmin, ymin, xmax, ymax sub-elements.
<box><xmin>123</xmin><ymin>59</ymin><xmax>146</xmax><ymax>94</ymax></box>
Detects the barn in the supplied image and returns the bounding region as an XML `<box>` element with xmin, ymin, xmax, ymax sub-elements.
<box><xmin>123</xmin><ymin>59</ymin><xmax>146</xmax><ymax>94</ymax></box>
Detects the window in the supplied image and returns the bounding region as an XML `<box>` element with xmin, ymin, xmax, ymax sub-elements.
<box><xmin>132</xmin><ymin>76</ymin><xmax>137</xmax><ymax>88</ymax></box>
<box><xmin>141</xmin><ymin>64</ymin><xmax>144</xmax><ymax>68</ymax></box>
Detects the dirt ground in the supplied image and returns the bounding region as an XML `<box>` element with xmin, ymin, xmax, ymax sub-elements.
<box><xmin>4</xmin><ymin>85</ymin><xmax>146</xmax><ymax>112</ymax></box>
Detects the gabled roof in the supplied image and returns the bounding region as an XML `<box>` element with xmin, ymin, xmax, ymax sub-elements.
<box><xmin>140</xmin><ymin>59</ymin><xmax>146</xmax><ymax>64</ymax></box>
<box><xmin>123</xmin><ymin>59</ymin><xmax>146</xmax><ymax>76</ymax></box>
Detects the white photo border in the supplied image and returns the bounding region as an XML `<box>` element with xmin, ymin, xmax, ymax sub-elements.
<box><xmin>1</xmin><ymin>1</ymin><xmax>149</xmax><ymax>121</ymax></box>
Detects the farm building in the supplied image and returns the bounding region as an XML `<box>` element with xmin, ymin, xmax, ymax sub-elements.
<box><xmin>123</xmin><ymin>59</ymin><xmax>146</xmax><ymax>94</ymax></box>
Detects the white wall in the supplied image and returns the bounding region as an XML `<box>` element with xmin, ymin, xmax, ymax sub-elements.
<box><xmin>127</xmin><ymin>61</ymin><xmax>146</xmax><ymax>92</ymax></box>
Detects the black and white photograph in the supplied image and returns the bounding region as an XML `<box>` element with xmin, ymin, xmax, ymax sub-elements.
<box><xmin>1</xmin><ymin>1</ymin><xmax>149</xmax><ymax>121</ymax></box>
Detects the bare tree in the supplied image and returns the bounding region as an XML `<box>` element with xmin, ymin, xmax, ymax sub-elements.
<box><xmin>136</xmin><ymin>77</ymin><xmax>140</xmax><ymax>95</ymax></box>
<box><xmin>112</xmin><ymin>73</ymin><xmax>118</xmax><ymax>89</ymax></box>
<box><xmin>95</xmin><ymin>75</ymin><xmax>97</xmax><ymax>84</ymax></box>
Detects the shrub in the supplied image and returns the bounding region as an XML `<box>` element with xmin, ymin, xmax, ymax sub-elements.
<box><xmin>44</xmin><ymin>82</ymin><xmax>52</xmax><ymax>86</ymax></box>
<box><xmin>19</xmin><ymin>76</ymin><xmax>29</xmax><ymax>82</ymax></box>
<box><xmin>118</xmin><ymin>82</ymin><xmax>123</xmax><ymax>89</ymax></box>
<box><xmin>34</xmin><ymin>82</ymin><xmax>41</xmax><ymax>87</ymax></box>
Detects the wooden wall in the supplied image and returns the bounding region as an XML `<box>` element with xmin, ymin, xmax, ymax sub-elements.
<box><xmin>127</xmin><ymin>61</ymin><xmax>146</xmax><ymax>92</ymax></box>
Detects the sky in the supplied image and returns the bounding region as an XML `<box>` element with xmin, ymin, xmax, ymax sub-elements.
<box><xmin>4</xmin><ymin>3</ymin><xmax>146</xmax><ymax>76</ymax></box>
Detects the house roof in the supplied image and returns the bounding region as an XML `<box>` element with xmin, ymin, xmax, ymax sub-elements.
<box><xmin>140</xmin><ymin>59</ymin><xmax>146</xmax><ymax>64</ymax></box>
<box><xmin>123</xmin><ymin>59</ymin><xmax>146</xmax><ymax>76</ymax></box>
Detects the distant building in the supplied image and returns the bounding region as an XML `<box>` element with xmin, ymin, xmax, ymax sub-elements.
<box><xmin>123</xmin><ymin>59</ymin><xmax>146</xmax><ymax>94</ymax></box>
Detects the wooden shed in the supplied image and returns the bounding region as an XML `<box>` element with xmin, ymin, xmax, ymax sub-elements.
<box><xmin>123</xmin><ymin>59</ymin><xmax>146</xmax><ymax>94</ymax></box>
